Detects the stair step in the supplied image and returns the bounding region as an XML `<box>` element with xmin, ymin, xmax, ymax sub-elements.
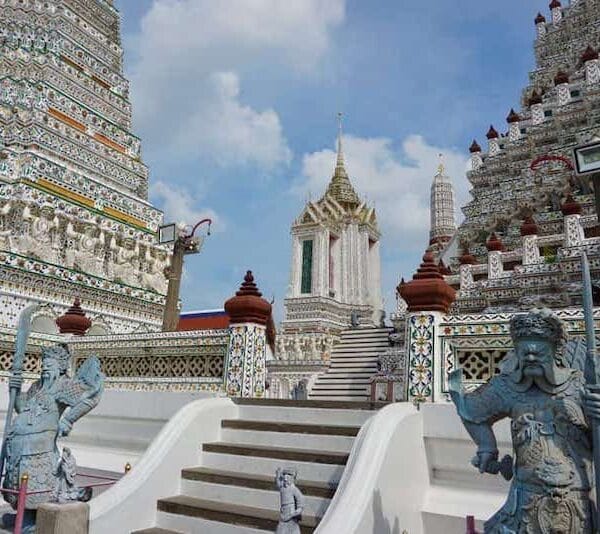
<box><xmin>232</xmin><ymin>398</ymin><xmax>383</xmax><ymax>410</ymax></box>
<box><xmin>132</xmin><ymin>529</ymin><xmax>183</xmax><ymax>534</ymax></box>
<box><xmin>157</xmin><ymin>496</ymin><xmax>319</xmax><ymax>533</ymax></box>
<box><xmin>181</xmin><ymin>467</ymin><xmax>337</xmax><ymax>499</ymax></box>
<box><xmin>221</xmin><ymin>420</ymin><xmax>360</xmax><ymax>436</ymax></box>
<box><xmin>311</xmin><ymin>384</ymin><xmax>368</xmax><ymax>391</ymax></box>
<box><xmin>202</xmin><ymin>443</ymin><xmax>349</xmax><ymax>465</ymax></box>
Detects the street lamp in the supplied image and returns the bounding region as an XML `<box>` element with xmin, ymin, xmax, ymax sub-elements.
<box><xmin>573</xmin><ymin>135</ymin><xmax>600</xmax><ymax>221</ymax></box>
<box><xmin>159</xmin><ymin>218</ymin><xmax>212</xmax><ymax>331</ymax></box>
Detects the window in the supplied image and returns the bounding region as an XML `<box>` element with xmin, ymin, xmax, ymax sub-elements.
<box><xmin>570</xmin><ymin>89</ymin><xmax>581</xmax><ymax>98</ymax></box>
<box><xmin>301</xmin><ymin>239</ymin><xmax>313</xmax><ymax>294</ymax></box>
<box><xmin>544</xmin><ymin>109</ymin><xmax>553</xmax><ymax>118</ymax></box>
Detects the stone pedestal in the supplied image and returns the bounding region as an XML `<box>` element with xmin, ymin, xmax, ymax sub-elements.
<box><xmin>36</xmin><ymin>502</ymin><xmax>89</xmax><ymax>534</ymax></box>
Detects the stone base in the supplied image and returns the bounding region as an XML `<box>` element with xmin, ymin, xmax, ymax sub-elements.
<box><xmin>36</xmin><ymin>502</ymin><xmax>89</xmax><ymax>534</ymax></box>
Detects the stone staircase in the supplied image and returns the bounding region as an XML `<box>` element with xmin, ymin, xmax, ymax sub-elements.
<box><xmin>309</xmin><ymin>327</ymin><xmax>393</xmax><ymax>401</ymax></box>
<box><xmin>132</xmin><ymin>398</ymin><xmax>382</xmax><ymax>534</ymax></box>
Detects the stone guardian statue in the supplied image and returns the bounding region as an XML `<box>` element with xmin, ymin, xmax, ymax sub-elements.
<box><xmin>275</xmin><ymin>468</ymin><xmax>304</xmax><ymax>534</ymax></box>
<box><xmin>449</xmin><ymin>308</ymin><xmax>600</xmax><ymax>533</ymax></box>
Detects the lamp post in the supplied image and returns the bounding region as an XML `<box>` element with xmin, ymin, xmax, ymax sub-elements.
<box><xmin>573</xmin><ymin>135</ymin><xmax>600</xmax><ymax>221</ymax></box>
<box><xmin>159</xmin><ymin>218</ymin><xmax>212</xmax><ymax>332</ymax></box>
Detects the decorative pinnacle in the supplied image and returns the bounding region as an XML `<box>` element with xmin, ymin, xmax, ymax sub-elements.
<box><xmin>336</xmin><ymin>111</ymin><xmax>344</xmax><ymax>168</ymax></box>
<box><xmin>437</xmin><ymin>153</ymin><xmax>445</xmax><ymax>175</ymax></box>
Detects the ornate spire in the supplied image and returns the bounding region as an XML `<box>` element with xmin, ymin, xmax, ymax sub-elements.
<box><xmin>430</xmin><ymin>154</ymin><xmax>456</xmax><ymax>246</ymax></box>
<box><xmin>324</xmin><ymin>113</ymin><xmax>360</xmax><ymax>208</ymax></box>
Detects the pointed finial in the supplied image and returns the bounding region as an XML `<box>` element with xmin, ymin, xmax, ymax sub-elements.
<box><xmin>437</xmin><ymin>153</ymin><xmax>445</xmax><ymax>175</ymax></box>
<box><xmin>336</xmin><ymin>112</ymin><xmax>344</xmax><ymax>167</ymax></box>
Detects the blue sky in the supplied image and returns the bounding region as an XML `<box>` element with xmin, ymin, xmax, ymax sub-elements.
<box><xmin>116</xmin><ymin>0</ymin><xmax>551</xmax><ymax>320</ymax></box>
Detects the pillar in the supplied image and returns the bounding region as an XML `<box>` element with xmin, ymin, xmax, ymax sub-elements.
<box><xmin>224</xmin><ymin>271</ymin><xmax>272</xmax><ymax>398</ymax></box>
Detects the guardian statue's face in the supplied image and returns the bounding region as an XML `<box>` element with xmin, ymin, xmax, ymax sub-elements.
<box><xmin>281</xmin><ymin>474</ymin><xmax>293</xmax><ymax>488</ymax></box>
<box><xmin>41</xmin><ymin>356</ymin><xmax>60</xmax><ymax>383</ymax></box>
<box><xmin>514</xmin><ymin>337</ymin><xmax>556</xmax><ymax>379</ymax></box>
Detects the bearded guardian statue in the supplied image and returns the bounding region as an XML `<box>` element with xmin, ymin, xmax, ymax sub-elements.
<box><xmin>449</xmin><ymin>308</ymin><xmax>599</xmax><ymax>533</ymax></box>
<box><xmin>2</xmin><ymin>344</ymin><xmax>104</xmax><ymax>511</ymax></box>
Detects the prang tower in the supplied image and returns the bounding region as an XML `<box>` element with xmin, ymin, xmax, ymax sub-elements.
<box><xmin>429</xmin><ymin>157</ymin><xmax>456</xmax><ymax>254</ymax></box>
<box><xmin>0</xmin><ymin>0</ymin><xmax>166</xmax><ymax>334</ymax></box>
<box><xmin>436</xmin><ymin>0</ymin><xmax>600</xmax><ymax>313</ymax></box>
<box><xmin>279</xmin><ymin>120</ymin><xmax>383</xmax><ymax>359</ymax></box>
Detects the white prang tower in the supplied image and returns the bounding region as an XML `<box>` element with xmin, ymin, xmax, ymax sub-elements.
<box><xmin>429</xmin><ymin>155</ymin><xmax>456</xmax><ymax>254</ymax></box>
<box><xmin>278</xmin><ymin>116</ymin><xmax>383</xmax><ymax>362</ymax></box>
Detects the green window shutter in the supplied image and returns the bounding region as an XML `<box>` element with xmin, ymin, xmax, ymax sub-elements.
<box><xmin>301</xmin><ymin>239</ymin><xmax>313</xmax><ymax>294</ymax></box>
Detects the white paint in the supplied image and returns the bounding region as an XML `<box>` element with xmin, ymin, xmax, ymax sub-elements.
<box><xmin>88</xmin><ymin>397</ymin><xmax>238</xmax><ymax>534</ymax></box>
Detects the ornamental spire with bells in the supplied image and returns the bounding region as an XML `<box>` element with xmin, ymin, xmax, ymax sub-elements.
<box><xmin>325</xmin><ymin>112</ymin><xmax>360</xmax><ymax>208</ymax></box>
<box><xmin>429</xmin><ymin>153</ymin><xmax>456</xmax><ymax>247</ymax></box>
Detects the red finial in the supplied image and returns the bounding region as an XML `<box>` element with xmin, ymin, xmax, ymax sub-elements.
<box><xmin>549</xmin><ymin>0</ymin><xmax>561</xmax><ymax>8</ymax></box>
<box><xmin>56</xmin><ymin>298</ymin><xmax>92</xmax><ymax>336</ymax></box>
<box><xmin>486</xmin><ymin>125</ymin><xmax>499</xmax><ymax>139</ymax></box>
<box><xmin>469</xmin><ymin>140</ymin><xmax>482</xmax><ymax>153</ymax></box>
<box><xmin>520</xmin><ymin>215</ymin><xmax>538</xmax><ymax>236</ymax></box>
<box><xmin>459</xmin><ymin>247</ymin><xmax>477</xmax><ymax>265</ymax></box>
<box><xmin>224</xmin><ymin>271</ymin><xmax>272</xmax><ymax>325</ymax></box>
<box><xmin>535</xmin><ymin>12</ymin><xmax>546</xmax><ymax>24</ymax></box>
<box><xmin>582</xmin><ymin>46</ymin><xmax>599</xmax><ymax>63</ymax></box>
<box><xmin>561</xmin><ymin>194</ymin><xmax>582</xmax><ymax>216</ymax></box>
<box><xmin>554</xmin><ymin>70</ymin><xmax>569</xmax><ymax>85</ymax></box>
<box><xmin>398</xmin><ymin>249</ymin><xmax>456</xmax><ymax>313</ymax></box>
<box><xmin>486</xmin><ymin>233</ymin><xmax>504</xmax><ymax>252</ymax></box>
<box><xmin>528</xmin><ymin>90</ymin><xmax>543</xmax><ymax>106</ymax></box>
<box><xmin>506</xmin><ymin>109</ymin><xmax>520</xmax><ymax>123</ymax></box>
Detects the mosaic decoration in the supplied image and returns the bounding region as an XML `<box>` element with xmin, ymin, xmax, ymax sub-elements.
<box><xmin>0</xmin><ymin>0</ymin><xmax>168</xmax><ymax>333</ymax></box>
<box><xmin>407</xmin><ymin>313</ymin><xmax>435</xmax><ymax>403</ymax></box>
<box><xmin>226</xmin><ymin>325</ymin><xmax>267</xmax><ymax>398</ymax></box>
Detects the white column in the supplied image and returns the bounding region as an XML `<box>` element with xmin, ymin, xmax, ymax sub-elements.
<box><xmin>340</xmin><ymin>228</ymin><xmax>348</xmax><ymax>303</ymax></box>
<box><xmin>522</xmin><ymin>235</ymin><xmax>541</xmax><ymax>265</ymax></box>
<box><xmin>471</xmin><ymin>152</ymin><xmax>483</xmax><ymax>170</ymax></box>
<box><xmin>531</xmin><ymin>103</ymin><xmax>544</xmax><ymax>125</ymax></box>
<box><xmin>488</xmin><ymin>138</ymin><xmax>500</xmax><ymax>156</ymax></box>
<box><xmin>564</xmin><ymin>214</ymin><xmax>585</xmax><ymax>247</ymax></box>
<box><xmin>369</xmin><ymin>240</ymin><xmax>382</xmax><ymax>321</ymax></box>
<box><xmin>551</xmin><ymin>5</ymin><xmax>562</xmax><ymax>24</ymax></box>
<box><xmin>508</xmin><ymin>122</ymin><xmax>520</xmax><ymax>142</ymax></box>
<box><xmin>459</xmin><ymin>264</ymin><xmax>474</xmax><ymax>290</ymax></box>
<box><xmin>289</xmin><ymin>236</ymin><xmax>301</xmax><ymax>297</ymax></box>
<box><xmin>586</xmin><ymin>60</ymin><xmax>600</xmax><ymax>85</ymax></box>
<box><xmin>536</xmin><ymin>20</ymin><xmax>547</xmax><ymax>38</ymax></box>
<box><xmin>556</xmin><ymin>83</ymin><xmax>570</xmax><ymax>106</ymax></box>
<box><xmin>488</xmin><ymin>251</ymin><xmax>504</xmax><ymax>279</ymax></box>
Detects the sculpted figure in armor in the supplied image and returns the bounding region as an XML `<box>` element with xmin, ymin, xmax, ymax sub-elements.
<box><xmin>17</xmin><ymin>206</ymin><xmax>60</xmax><ymax>264</ymax></box>
<box><xmin>3</xmin><ymin>344</ymin><xmax>104</xmax><ymax>510</ymax></box>
<box><xmin>450</xmin><ymin>308</ymin><xmax>600</xmax><ymax>533</ymax></box>
<box><xmin>140</xmin><ymin>247</ymin><xmax>168</xmax><ymax>294</ymax></box>
<box><xmin>275</xmin><ymin>468</ymin><xmax>304</xmax><ymax>534</ymax></box>
<box><xmin>65</xmin><ymin>222</ymin><xmax>105</xmax><ymax>277</ymax></box>
<box><xmin>109</xmin><ymin>236</ymin><xmax>140</xmax><ymax>287</ymax></box>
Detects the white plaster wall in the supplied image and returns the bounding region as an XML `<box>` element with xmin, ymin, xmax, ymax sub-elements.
<box><xmin>89</xmin><ymin>397</ymin><xmax>237</xmax><ymax>534</ymax></box>
<box><xmin>316</xmin><ymin>403</ymin><xmax>428</xmax><ymax>534</ymax></box>
<box><xmin>0</xmin><ymin>387</ymin><xmax>216</xmax><ymax>473</ymax></box>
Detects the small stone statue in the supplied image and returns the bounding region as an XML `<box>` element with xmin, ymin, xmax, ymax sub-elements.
<box><xmin>275</xmin><ymin>468</ymin><xmax>304</xmax><ymax>534</ymax></box>
<box><xmin>350</xmin><ymin>310</ymin><xmax>359</xmax><ymax>329</ymax></box>
<box><xmin>449</xmin><ymin>308</ymin><xmax>600</xmax><ymax>533</ymax></box>
<box><xmin>53</xmin><ymin>447</ymin><xmax>92</xmax><ymax>504</ymax></box>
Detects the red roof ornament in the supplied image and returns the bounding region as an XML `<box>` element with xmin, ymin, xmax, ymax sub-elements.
<box><xmin>56</xmin><ymin>298</ymin><xmax>92</xmax><ymax>336</ymax></box>
<box><xmin>506</xmin><ymin>108</ymin><xmax>521</xmax><ymax>123</ymax></box>
<box><xmin>486</xmin><ymin>233</ymin><xmax>504</xmax><ymax>252</ymax></box>
<box><xmin>554</xmin><ymin>70</ymin><xmax>569</xmax><ymax>85</ymax></box>
<box><xmin>561</xmin><ymin>194</ymin><xmax>582</xmax><ymax>216</ymax></box>
<box><xmin>582</xmin><ymin>46</ymin><xmax>599</xmax><ymax>63</ymax></box>
<box><xmin>535</xmin><ymin>12</ymin><xmax>546</xmax><ymax>24</ymax></box>
<box><xmin>549</xmin><ymin>0</ymin><xmax>561</xmax><ymax>8</ymax></box>
<box><xmin>486</xmin><ymin>125</ymin><xmax>499</xmax><ymax>139</ymax></box>
<box><xmin>528</xmin><ymin>90</ymin><xmax>543</xmax><ymax>106</ymax></box>
<box><xmin>469</xmin><ymin>140</ymin><xmax>482</xmax><ymax>153</ymax></box>
<box><xmin>224</xmin><ymin>271</ymin><xmax>272</xmax><ymax>325</ymax></box>
<box><xmin>520</xmin><ymin>215</ymin><xmax>538</xmax><ymax>236</ymax></box>
<box><xmin>459</xmin><ymin>247</ymin><xmax>477</xmax><ymax>265</ymax></box>
<box><xmin>397</xmin><ymin>249</ymin><xmax>456</xmax><ymax>313</ymax></box>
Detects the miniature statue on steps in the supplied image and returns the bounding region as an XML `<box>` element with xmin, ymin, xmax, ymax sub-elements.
<box><xmin>0</xmin><ymin>306</ymin><xmax>104</xmax><ymax>530</ymax></box>
<box><xmin>449</xmin><ymin>308</ymin><xmax>600</xmax><ymax>533</ymax></box>
<box><xmin>275</xmin><ymin>468</ymin><xmax>304</xmax><ymax>534</ymax></box>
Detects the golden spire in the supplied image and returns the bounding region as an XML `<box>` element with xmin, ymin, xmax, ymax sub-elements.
<box><xmin>336</xmin><ymin>111</ymin><xmax>344</xmax><ymax>168</ymax></box>
<box><xmin>437</xmin><ymin>153</ymin><xmax>445</xmax><ymax>175</ymax></box>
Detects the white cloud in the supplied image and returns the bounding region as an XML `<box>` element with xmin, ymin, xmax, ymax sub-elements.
<box><xmin>150</xmin><ymin>180</ymin><xmax>222</xmax><ymax>231</ymax></box>
<box><xmin>298</xmin><ymin>134</ymin><xmax>469</xmax><ymax>248</ymax></box>
<box><xmin>131</xmin><ymin>0</ymin><xmax>345</xmax><ymax>168</ymax></box>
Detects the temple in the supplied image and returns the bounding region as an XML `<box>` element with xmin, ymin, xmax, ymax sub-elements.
<box><xmin>429</xmin><ymin>156</ymin><xmax>456</xmax><ymax>255</ymax></box>
<box><xmin>433</xmin><ymin>0</ymin><xmax>600</xmax><ymax>313</ymax></box>
<box><xmin>0</xmin><ymin>0</ymin><xmax>167</xmax><ymax>335</ymax></box>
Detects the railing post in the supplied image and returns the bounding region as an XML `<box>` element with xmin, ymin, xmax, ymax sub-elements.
<box><xmin>466</xmin><ymin>515</ymin><xmax>476</xmax><ymax>534</ymax></box>
<box><xmin>14</xmin><ymin>473</ymin><xmax>28</xmax><ymax>534</ymax></box>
